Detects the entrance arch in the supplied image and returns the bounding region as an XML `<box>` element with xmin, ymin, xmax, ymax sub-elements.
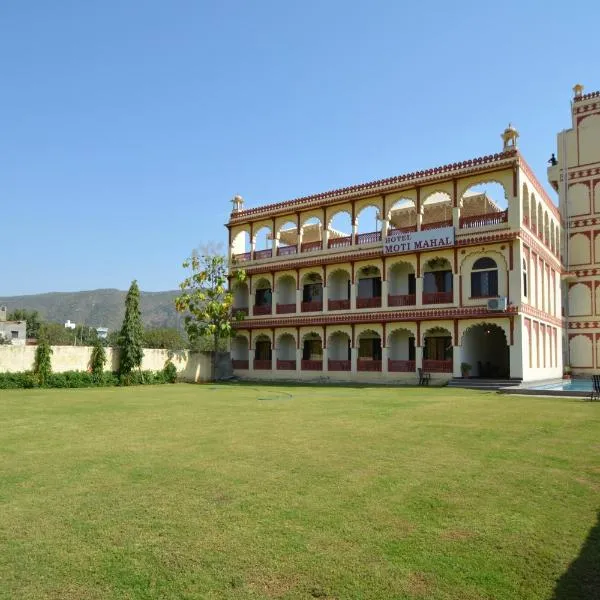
<box><xmin>461</xmin><ymin>323</ymin><xmax>509</xmax><ymax>378</ymax></box>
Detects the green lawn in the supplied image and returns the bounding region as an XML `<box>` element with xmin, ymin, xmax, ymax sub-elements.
<box><xmin>0</xmin><ymin>384</ymin><xmax>598</xmax><ymax>600</ymax></box>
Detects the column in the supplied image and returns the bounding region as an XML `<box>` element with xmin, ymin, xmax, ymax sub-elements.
<box><xmin>415</xmin><ymin>345</ymin><xmax>423</xmax><ymax>373</ymax></box>
<box><xmin>381</xmin><ymin>346</ymin><xmax>389</xmax><ymax>373</ymax></box>
<box><xmin>415</xmin><ymin>277</ymin><xmax>423</xmax><ymax>308</ymax></box>
<box><xmin>352</xmin><ymin>222</ymin><xmax>358</xmax><ymax>243</ymax></box>
<box><xmin>296</xmin><ymin>288</ymin><xmax>302</xmax><ymax>313</ymax></box>
<box><xmin>381</xmin><ymin>280</ymin><xmax>388</xmax><ymax>308</ymax></box>
<box><xmin>416</xmin><ymin>213</ymin><xmax>423</xmax><ymax>231</ymax></box>
<box><xmin>272</xmin><ymin>234</ymin><xmax>279</xmax><ymax>256</ymax></box>
<box><xmin>297</xmin><ymin>229</ymin><xmax>303</xmax><ymax>253</ymax></box>
<box><xmin>452</xmin><ymin>345</ymin><xmax>462</xmax><ymax>378</ymax></box>
<box><xmin>351</xmin><ymin>346</ymin><xmax>358</xmax><ymax>374</ymax></box>
<box><xmin>248</xmin><ymin>282</ymin><xmax>254</xmax><ymax>317</ymax></box>
<box><xmin>382</xmin><ymin>218</ymin><xmax>390</xmax><ymax>239</ymax></box>
<box><xmin>322</xmin><ymin>346</ymin><xmax>328</xmax><ymax>372</ymax></box>
<box><xmin>251</xmin><ymin>236</ymin><xmax>257</xmax><ymax>259</ymax></box>
<box><xmin>248</xmin><ymin>349</ymin><xmax>255</xmax><ymax>373</ymax></box>
<box><xmin>271</xmin><ymin>343</ymin><xmax>277</xmax><ymax>372</ymax></box>
<box><xmin>323</xmin><ymin>228</ymin><xmax>329</xmax><ymax>249</ymax></box>
<box><xmin>296</xmin><ymin>347</ymin><xmax>303</xmax><ymax>371</ymax></box>
<box><xmin>322</xmin><ymin>285</ymin><xmax>328</xmax><ymax>312</ymax></box>
<box><xmin>350</xmin><ymin>282</ymin><xmax>357</xmax><ymax>310</ymax></box>
<box><xmin>453</xmin><ymin>273</ymin><xmax>460</xmax><ymax>306</ymax></box>
<box><xmin>452</xmin><ymin>206</ymin><xmax>460</xmax><ymax>230</ymax></box>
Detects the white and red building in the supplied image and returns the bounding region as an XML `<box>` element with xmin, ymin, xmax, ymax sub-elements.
<box><xmin>224</xmin><ymin>85</ymin><xmax>600</xmax><ymax>383</ymax></box>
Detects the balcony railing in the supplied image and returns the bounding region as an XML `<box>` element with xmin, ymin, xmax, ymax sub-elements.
<box><xmin>276</xmin><ymin>359</ymin><xmax>296</xmax><ymax>370</ymax></box>
<box><xmin>388</xmin><ymin>359</ymin><xmax>415</xmax><ymax>372</ymax></box>
<box><xmin>254</xmin><ymin>359</ymin><xmax>272</xmax><ymax>370</ymax></box>
<box><xmin>254</xmin><ymin>249</ymin><xmax>272</xmax><ymax>260</ymax></box>
<box><xmin>301</xmin><ymin>300</ymin><xmax>323</xmax><ymax>312</ymax></box>
<box><xmin>357</xmin><ymin>359</ymin><xmax>382</xmax><ymax>372</ymax></box>
<box><xmin>460</xmin><ymin>210</ymin><xmax>508</xmax><ymax>229</ymax></box>
<box><xmin>231</xmin><ymin>359</ymin><xmax>249</xmax><ymax>370</ymax></box>
<box><xmin>277</xmin><ymin>244</ymin><xmax>297</xmax><ymax>256</ymax></box>
<box><xmin>422</xmin><ymin>291</ymin><xmax>453</xmax><ymax>304</ymax></box>
<box><xmin>421</xmin><ymin>219</ymin><xmax>452</xmax><ymax>231</ymax></box>
<box><xmin>388</xmin><ymin>294</ymin><xmax>416</xmax><ymax>307</ymax></box>
<box><xmin>301</xmin><ymin>359</ymin><xmax>323</xmax><ymax>371</ymax></box>
<box><xmin>328</xmin><ymin>359</ymin><xmax>351</xmax><ymax>371</ymax></box>
<box><xmin>423</xmin><ymin>359</ymin><xmax>452</xmax><ymax>372</ymax></box>
<box><xmin>253</xmin><ymin>304</ymin><xmax>272</xmax><ymax>315</ymax></box>
<box><xmin>276</xmin><ymin>303</ymin><xmax>296</xmax><ymax>314</ymax></box>
<box><xmin>301</xmin><ymin>240</ymin><xmax>322</xmax><ymax>253</ymax></box>
<box><xmin>388</xmin><ymin>225</ymin><xmax>417</xmax><ymax>235</ymax></box>
<box><xmin>356</xmin><ymin>296</ymin><xmax>381</xmax><ymax>309</ymax></box>
<box><xmin>328</xmin><ymin>235</ymin><xmax>352</xmax><ymax>249</ymax></box>
<box><xmin>328</xmin><ymin>299</ymin><xmax>350</xmax><ymax>311</ymax></box>
<box><xmin>355</xmin><ymin>231</ymin><xmax>382</xmax><ymax>245</ymax></box>
<box><xmin>233</xmin><ymin>307</ymin><xmax>249</xmax><ymax>316</ymax></box>
<box><xmin>233</xmin><ymin>252</ymin><xmax>252</xmax><ymax>262</ymax></box>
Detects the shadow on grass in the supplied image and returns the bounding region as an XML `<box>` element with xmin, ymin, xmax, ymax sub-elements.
<box><xmin>551</xmin><ymin>511</ymin><xmax>600</xmax><ymax>599</ymax></box>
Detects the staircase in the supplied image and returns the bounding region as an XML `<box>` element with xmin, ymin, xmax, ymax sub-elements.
<box><xmin>447</xmin><ymin>378</ymin><xmax>522</xmax><ymax>391</ymax></box>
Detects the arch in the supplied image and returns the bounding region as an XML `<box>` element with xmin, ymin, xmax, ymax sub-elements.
<box><xmin>275</xmin><ymin>274</ymin><xmax>296</xmax><ymax>306</ymax></box>
<box><xmin>355</xmin><ymin>204</ymin><xmax>381</xmax><ymax>234</ymax></box>
<box><xmin>422</xmin><ymin>326</ymin><xmax>453</xmax><ymax>346</ymax></box>
<box><xmin>253</xmin><ymin>277</ymin><xmax>272</xmax><ymax>311</ymax></box>
<box><xmin>276</xmin><ymin>332</ymin><xmax>296</xmax><ymax>361</ymax></box>
<box><xmin>327</xmin><ymin>330</ymin><xmax>351</xmax><ymax>362</ymax></box>
<box><xmin>522</xmin><ymin>182</ymin><xmax>530</xmax><ymax>225</ymax></box>
<box><xmin>231</xmin><ymin>335</ymin><xmax>249</xmax><ymax>361</ymax></box>
<box><xmin>231</xmin><ymin>229</ymin><xmax>251</xmax><ymax>256</ymax></box>
<box><xmin>423</xmin><ymin>257</ymin><xmax>452</xmax><ymax>272</ymax></box>
<box><xmin>301</xmin><ymin>330</ymin><xmax>322</xmax><ymax>343</ymax></box>
<box><xmin>461</xmin><ymin>323</ymin><xmax>509</xmax><ymax>378</ymax></box>
<box><xmin>357</xmin><ymin>328</ymin><xmax>382</xmax><ymax>366</ymax></box>
<box><xmin>301</xmin><ymin>271</ymin><xmax>324</xmax><ymax>310</ymax></box>
<box><xmin>327</xmin><ymin>268</ymin><xmax>351</xmax><ymax>305</ymax></box>
<box><xmin>388</xmin><ymin>327</ymin><xmax>415</xmax><ymax>364</ymax></box>
<box><xmin>301</xmin><ymin>271</ymin><xmax>323</xmax><ymax>286</ymax></box>
<box><xmin>356</xmin><ymin>264</ymin><xmax>382</xmax><ymax>278</ymax></box>
<box><xmin>301</xmin><ymin>331</ymin><xmax>323</xmax><ymax>363</ymax></box>
<box><xmin>595</xmin><ymin>182</ymin><xmax>600</xmax><ymax>213</ymax></box>
<box><xmin>530</xmin><ymin>194</ymin><xmax>538</xmax><ymax>233</ymax></box>
<box><xmin>387</xmin><ymin>197</ymin><xmax>417</xmax><ymax>227</ymax></box>
<box><xmin>232</xmin><ymin>280</ymin><xmax>249</xmax><ymax>311</ymax></box>
<box><xmin>470</xmin><ymin>256</ymin><xmax>499</xmax><ymax>298</ymax></box>
<box><xmin>356</xmin><ymin>265</ymin><xmax>382</xmax><ymax>306</ymax></box>
<box><xmin>277</xmin><ymin>220</ymin><xmax>298</xmax><ymax>248</ymax></box>
<box><xmin>254</xmin><ymin>333</ymin><xmax>272</xmax><ymax>362</ymax></box>
<box><xmin>543</xmin><ymin>212</ymin><xmax>550</xmax><ymax>245</ymax></box>
<box><xmin>421</xmin><ymin>191</ymin><xmax>452</xmax><ymax>226</ymax></box>
<box><xmin>537</xmin><ymin>204</ymin><xmax>543</xmax><ymax>238</ymax></box>
<box><xmin>423</xmin><ymin>258</ymin><xmax>453</xmax><ymax>302</ymax></box>
<box><xmin>460</xmin><ymin>181</ymin><xmax>508</xmax><ymax>213</ymax></box>
<box><xmin>253</xmin><ymin>225</ymin><xmax>272</xmax><ymax>252</ymax></box>
<box><xmin>299</xmin><ymin>215</ymin><xmax>323</xmax><ymax>247</ymax></box>
<box><xmin>570</xmin><ymin>334</ymin><xmax>592</xmax><ymax>368</ymax></box>
<box><xmin>328</xmin><ymin>209</ymin><xmax>352</xmax><ymax>237</ymax></box>
<box><xmin>422</xmin><ymin>326</ymin><xmax>453</xmax><ymax>370</ymax></box>
<box><xmin>568</xmin><ymin>283</ymin><xmax>592</xmax><ymax>316</ymax></box>
<box><xmin>579</xmin><ymin>114</ymin><xmax>600</xmax><ymax>164</ymax></box>
<box><xmin>569</xmin><ymin>233</ymin><xmax>591</xmax><ymax>265</ymax></box>
<box><xmin>568</xmin><ymin>183</ymin><xmax>591</xmax><ymax>216</ymax></box>
<box><xmin>388</xmin><ymin>261</ymin><xmax>416</xmax><ymax>299</ymax></box>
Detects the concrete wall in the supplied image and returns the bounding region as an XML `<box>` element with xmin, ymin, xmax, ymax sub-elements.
<box><xmin>0</xmin><ymin>345</ymin><xmax>218</xmax><ymax>383</ymax></box>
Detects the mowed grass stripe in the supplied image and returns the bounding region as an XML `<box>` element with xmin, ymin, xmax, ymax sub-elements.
<box><xmin>0</xmin><ymin>385</ymin><xmax>598</xmax><ymax>599</ymax></box>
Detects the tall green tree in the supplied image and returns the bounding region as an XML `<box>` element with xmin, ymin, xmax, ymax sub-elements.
<box><xmin>143</xmin><ymin>327</ymin><xmax>187</xmax><ymax>350</ymax></box>
<box><xmin>8</xmin><ymin>309</ymin><xmax>42</xmax><ymax>339</ymax></box>
<box><xmin>89</xmin><ymin>339</ymin><xmax>107</xmax><ymax>378</ymax></box>
<box><xmin>118</xmin><ymin>280</ymin><xmax>144</xmax><ymax>376</ymax></box>
<box><xmin>34</xmin><ymin>338</ymin><xmax>53</xmax><ymax>386</ymax></box>
<box><xmin>175</xmin><ymin>250</ymin><xmax>245</xmax><ymax>380</ymax></box>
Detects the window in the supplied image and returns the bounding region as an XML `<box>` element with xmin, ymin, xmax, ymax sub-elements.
<box><xmin>471</xmin><ymin>257</ymin><xmax>498</xmax><ymax>298</ymax></box>
<box><xmin>11</xmin><ymin>330</ymin><xmax>18</xmax><ymax>339</ymax></box>
<box><xmin>522</xmin><ymin>258</ymin><xmax>528</xmax><ymax>298</ymax></box>
<box><xmin>423</xmin><ymin>270</ymin><xmax>452</xmax><ymax>293</ymax></box>
<box><xmin>255</xmin><ymin>287</ymin><xmax>272</xmax><ymax>306</ymax></box>
<box><xmin>357</xmin><ymin>277</ymin><xmax>382</xmax><ymax>298</ymax></box>
<box><xmin>255</xmin><ymin>340</ymin><xmax>272</xmax><ymax>360</ymax></box>
<box><xmin>303</xmin><ymin>283</ymin><xmax>323</xmax><ymax>302</ymax></box>
<box><xmin>408</xmin><ymin>273</ymin><xmax>416</xmax><ymax>295</ymax></box>
<box><xmin>302</xmin><ymin>339</ymin><xmax>322</xmax><ymax>360</ymax></box>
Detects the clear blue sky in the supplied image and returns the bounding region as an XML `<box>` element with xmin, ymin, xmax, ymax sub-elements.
<box><xmin>2</xmin><ymin>1</ymin><xmax>599</xmax><ymax>296</ymax></box>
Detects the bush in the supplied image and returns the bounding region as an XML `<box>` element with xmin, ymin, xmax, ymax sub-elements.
<box><xmin>0</xmin><ymin>372</ymin><xmax>39</xmax><ymax>389</ymax></box>
<box><xmin>163</xmin><ymin>360</ymin><xmax>177</xmax><ymax>383</ymax></box>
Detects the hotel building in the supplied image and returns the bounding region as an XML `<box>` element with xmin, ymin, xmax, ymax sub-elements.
<box><xmin>225</xmin><ymin>85</ymin><xmax>599</xmax><ymax>383</ymax></box>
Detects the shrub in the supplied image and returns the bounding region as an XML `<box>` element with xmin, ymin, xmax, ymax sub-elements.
<box><xmin>0</xmin><ymin>372</ymin><xmax>38</xmax><ymax>389</ymax></box>
<box><xmin>163</xmin><ymin>360</ymin><xmax>177</xmax><ymax>383</ymax></box>
<box><xmin>34</xmin><ymin>339</ymin><xmax>53</xmax><ymax>386</ymax></box>
<box><xmin>90</xmin><ymin>341</ymin><xmax>107</xmax><ymax>377</ymax></box>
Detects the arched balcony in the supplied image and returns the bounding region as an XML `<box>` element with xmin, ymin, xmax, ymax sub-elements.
<box><xmin>422</xmin><ymin>258</ymin><xmax>453</xmax><ymax>304</ymax></box>
<box><xmin>301</xmin><ymin>273</ymin><xmax>323</xmax><ymax>312</ymax></box>
<box><xmin>327</xmin><ymin>331</ymin><xmax>351</xmax><ymax>371</ymax></box>
<box><xmin>327</xmin><ymin>269</ymin><xmax>351</xmax><ymax>311</ymax></box>
<box><xmin>387</xmin><ymin>329</ymin><xmax>415</xmax><ymax>372</ymax></box>
<box><xmin>423</xmin><ymin>327</ymin><xmax>453</xmax><ymax>372</ymax></box>
<box><xmin>275</xmin><ymin>275</ymin><xmax>296</xmax><ymax>314</ymax></box>
<box><xmin>276</xmin><ymin>333</ymin><xmax>297</xmax><ymax>370</ymax></box>
<box><xmin>387</xmin><ymin>262</ymin><xmax>416</xmax><ymax>307</ymax></box>
<box><xmin>357</xmin><ymin>330</ymin><xmax>382</xmax><ymax>371</ymax></box>
<box><xmin>356</xmin><ymin>265</ymin><xmax>382</xmax><ymax>309</ymax></box>
<box><xmin>254</xmin><ymin>335</ymin><xmax>272</xmax><ymax>370</ymax></box>
<box><xmin>253</xmin><ymin>278</ymin><xmax>272</xmax><ymax>315</ymax></box>
<box><xmin>231</xmin><ymin>336</ymin><xmax>249</xmax><ymax>370</ymax></box>
<box><xmin>459</xmin><ymin>183</ymin><xmax>508</xmax><ymax>229</ymax></box>
<box><xmin>301</xmin><ymin>333</ymin><xmax>323</xmax><ymax>371</ymax></box>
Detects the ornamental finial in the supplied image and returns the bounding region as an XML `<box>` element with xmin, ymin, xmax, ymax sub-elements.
<box><xmin>573</xmin><ymin>83</ymin><xmax>584</xmax><ymax>98</ymax></box>
<box><xmin>231</xmin><ymin>195</ymin><xmax>244</xmax><ymax>213</ymax></box>
<box><xmin>501</xmin><ymin>123</ymin><xmax>519</xmax><ymax>150</ymax></box>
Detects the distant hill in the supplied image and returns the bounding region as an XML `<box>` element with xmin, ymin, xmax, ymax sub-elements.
<box><xmin>0</xmin><ymin>289</ymin><xmax>181</xmax><ymax>332</ymax></box>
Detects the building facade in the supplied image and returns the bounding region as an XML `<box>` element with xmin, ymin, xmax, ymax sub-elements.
<box><xmin>548</xmin><ymin>85</ymin><xmax>600</xmax><ymax>374</ymax></box>
<box><xmin>0</xmin><ymin>306</ymin><xmax>26</xmax><ymax>346</ymax></box>
<box><xmin>225</xmin><ymin>122</ymin><xmax>566</xmax><ymax>383</ymax></box>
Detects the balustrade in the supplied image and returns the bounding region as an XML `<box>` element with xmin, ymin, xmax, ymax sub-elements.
<box><xmin>231</xmin><ymin>359</ymin><xmax>249</xmax><ymax>370</ymax></box>
<box><xmin>301</xmin><ymin>301</ymin><xmax>323</xmax><ymax>312</ymax></box>
<box><xmin>387</xmin><ymin>225</ymin><xmax>417</xmax><ymax>235</ymax></box>
<box><xmin>422</xmin><ymin>359</ymin><xmax>452</xmax><ymax>372</ymax></box>
<box><xmin>301</xmin><ymin>359</ymin><xmax>323</xmax><ymax>371</ymax></box>
<box><xmin>387</xmin><ymin>294</ymin><xmax>416</xmax><ymax>307</ymax></box>
<box><xmin>254</xmin><ymin>249</ymin><xmax>272</xmax><ymax>259</ymax></box>
<box><xmin>233</xmin><ymin>252</ymin><xmax>251</xmax><ymax>262</ymax></box>
<box><xmin>328</xmin><ymin>299</ymin><xmax>350</xmax><ymax>310</ymax></box>
<box><xmin>253</xmin><ymin>359</ymin><xmax>272</xmax><ymax>370</ymax></box>
<box><xmin>277</xmin><ymin>245</ymin><xmax>297</xmax><ymax>256</ymax></box>
<box><xmin>276</xmin><ymin>303</ymin><xmax>296</xmax><ymax>314</ymax></box>
<box><xmin>421</xmin><ymin>219</ymin><xmax>452</xmax><ymax>231</ymax></box>
<box><xmin>328</xmin><ymin>359</ymin><xmax>351</xmax><ymax>371</ymax></box>
<box><xmin>388</xmin><ymin>359</ymin><xmax>415</xmax><ymax>372</ymax></box>
<box><xmin>356</xmin><ymin>297</ymin><xmax>381</xmax><ymax>309</ymax></box>
<box><xmin>253</xmin><ymin>304</ymin><xmax>272</xmax><ymax>315</ymax></box>
<box><xmin>460</xmin><ymin>210</ymin><xmax>508</xmax><ymax>229</ymax></box>
<box><xmin>301</xmin><ymin>240</ymin><xmax>323</xmax><ymax>253</ymax></box>
<box><xmin>328</xmin><ymin>235</ymin><xmax>352</xmax><ymax>249</ymax></box>
<box><xmin>357</xmin><ymin>359</ymin><xmax>382</xmax><ymax>372</ymax></box>
<box><xmin>422</xmin><ymin>291</ymin><xmax>453</xmax><ymax>304</ymax></box>
<box><xmin>355</xmin><ymin>231</ymin><xmax>382</xmax><ymax>245</ymax></box>
<box><xmin>276</xmin><ymin>359</ymin><xmax>296</xmax><ymax>370</ymax></box>
<box><xmin>233</xmin><ymin>307</ymin><xmax>249</xmax><ymax>316</ymax></box>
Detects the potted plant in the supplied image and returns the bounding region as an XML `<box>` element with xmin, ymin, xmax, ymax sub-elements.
<box><xmin>461</xmin><ymin>362</ymin><xmax>472</xmax><ymax>378</ymax></box>
<box><xmin>563</xmin><ymin>365</ymin><xmax>572</xmax><ymax>380</ymax></box>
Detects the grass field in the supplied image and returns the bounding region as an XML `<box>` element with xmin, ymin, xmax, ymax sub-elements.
<box><xmin>0</xmin><ymin>384</ymin><xmax>599</xmax><ymax>600</ymax></box>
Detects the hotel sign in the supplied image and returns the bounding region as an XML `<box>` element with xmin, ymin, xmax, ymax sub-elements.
<box><xmin>383</xmin><ymin>226</ymin><xmax>455</xmax><ymax>255</ymax></box>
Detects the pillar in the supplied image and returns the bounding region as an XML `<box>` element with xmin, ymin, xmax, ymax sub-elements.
<box><xmin>296</xmin><ymin>347</ymin><xmax>303</xmax><ymax>372</ymax></box>
<box><xmin>296</xmin><ymin>288</ymin><xmax>302</xmax><ymax>313</ymax></box>
<box><xmin>297</xmin><ymin>229</ymin><xmax>303</xmax><ymax>253</ymax></box>
<box><xmin>381</xmin><ymin>346</ymin><xmax>389</xmax><ymax>373</ymax></box>
<box><xmin>453</xmin><ymin>273</ymin><xmax>460</xmax><ymax>306</ymax></box>
<box><xmin>248</xmin><ymin>282</ymin><xmax>254</xmax><ymax>317</ymax></box>
<box><xmin>350</xmin><ymin>283</ymin><xmax>357</xmax><ymax>310</ymax></box>
<box><xmin>322</xmin><ymin>285</ymin><xmax>328</xmax><ymax>312</ymax></box>
<box><xmin>351</xmin><ymin>346</ymin><xmax>358</xmax><ymax>374</ymax></box>
<box><xmin>322</xmin><ymin>346</ymin><xmax>328</xmax><ymax>372</ymax></box>
<box><xmin>381</xmin><ymin>280</ymin><xmax>388</xmax><ymax>308</ymax></box>
<box><xmin>272</xmin><ymin>234</ymin><xmax>279</xmax><ymax>255</ymax></box>
<box><xmin>272</xmin><ymin>343</ymin><xmax>277</xmax><ymax>371</ymax></box>
<box><xmin>382</xmin><ymin>218</ymin><xmax>390</xmax><ymax>239</ymax></box>
<box><xmin>248</xmin><ymin>349</ymin><xmax>255</xmax><ymax>373</ymax></box>
<box><xmin>415</xmin><ymin>346</ymin><xmax>423</xmax><ymax>372</ymax></box>
<box><xmin>416</xmin><ymin>213</ymin><xmax>423</xmax><ymax>231</ymax></box>
<box><xmin>452</xmin><ymin>345</ymin><xmax>462</xmax><ymax>377</ymax></box>
<box><xmin>452</xmin><ymin>206</ymin><xmax>460</xmax><ymax>230</ymax></box>
<box><xmin>323</xmin><ymin>228</ymin><xmax>329</xmax><ymax>249</ymax></box>
<box><xmin>415</xmin><ymin>277</ymin><xmax>423</xmax><ymax>308</ymax></box>
<box><xmin>352</xmin><ymin>222</ymin><xmax>358</xmax><ymax>243</ymax></box>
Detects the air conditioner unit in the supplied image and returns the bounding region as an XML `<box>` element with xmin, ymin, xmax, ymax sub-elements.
<box><xmin>487</xmin><ymin>297</ymin><xmax>507</xmax><ymax>311</ymax></box>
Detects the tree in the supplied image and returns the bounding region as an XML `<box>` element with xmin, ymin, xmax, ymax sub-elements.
<box><xmin>89</xmin><ymin>339</ymin><xmax>107</xmax><ymax>377</ymax></box>
<box><xmin>39</xmin><ymin>322</ymin><xmax>73</xmax><ymax>345</ymax></box>
<box><xmin>143</xmin><ymin>327</ymin><xmax>187</xmax><ymax>350</ymax></box>
<box><xmin>118</xmin><ymin>280</ymin><xmax>144</xmax><ymax>376</ymax></box>
<box><xmin>8</xmin><ymin>309</ymin><xmax>42</xmax><ymax>339</ymax></box>
<box><xmin>175</xmin><ymin>250</ymin><xmax>246</xmax><ymax>380</ymax></box>
<box><xmin>34</xmin><ymin>338</ymin><xmax>53</xmax><ymax>386</ymax></box>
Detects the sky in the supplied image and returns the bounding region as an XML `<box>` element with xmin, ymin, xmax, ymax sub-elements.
<box><xmin>2</xmin><ymin>0</ymin><xmax>599</xmax><ymax>296</ymax></box>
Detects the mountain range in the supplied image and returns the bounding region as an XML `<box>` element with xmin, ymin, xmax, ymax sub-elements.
<box><xmin>0</xmin><ymin>289</ymin><xmax>181</xmax><ymax>332</ymax></box>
